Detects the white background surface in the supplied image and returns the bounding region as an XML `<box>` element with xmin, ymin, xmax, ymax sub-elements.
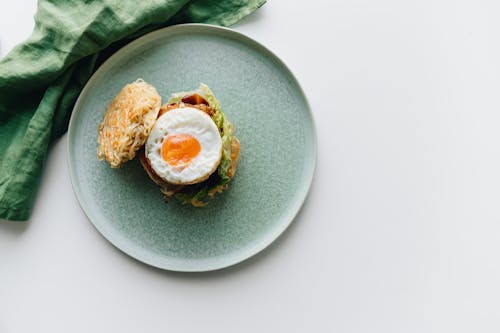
<box><xmin>2</xmin><ymin>0</ymin><xmax>500</xmax><ymax>332</ymax></box>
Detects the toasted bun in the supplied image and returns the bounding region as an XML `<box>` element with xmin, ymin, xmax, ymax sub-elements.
<box><xmin>97</xmin><ymin>79</ymin><xmax>161</xmax><ymax>168</ymax></box>
<box><xmin>227</xmin><ymin>136</ymin><xmax>240</xmax><ymax>178</ymax></box>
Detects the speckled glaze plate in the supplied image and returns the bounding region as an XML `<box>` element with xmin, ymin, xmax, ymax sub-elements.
<box><xmin>68</xmin><ymin>24</ymin><xmax>316</xmax><ymax>272</ymax></box>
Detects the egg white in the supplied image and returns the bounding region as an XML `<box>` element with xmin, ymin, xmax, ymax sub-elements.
<box><xmin>145</xmin><ymin>107</ymin><xmax>222</xmax><ymax>185</ymax></box>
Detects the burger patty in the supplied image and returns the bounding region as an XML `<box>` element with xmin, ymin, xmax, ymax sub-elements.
<box><xmin>138</xmin><ymin>149</ymin><xmax>185</xmax><ymax>198</ymax></box>
<box><xmin>157</xmin><ymin>93</ymin><xmax>215</xmax><ymax>119</ymax></box>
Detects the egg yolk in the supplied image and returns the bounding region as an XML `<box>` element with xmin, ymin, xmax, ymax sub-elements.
<box><xmin>161</xmin><ymin>133</ymin><xmax>201</xmax><ymax>166</ymax></box>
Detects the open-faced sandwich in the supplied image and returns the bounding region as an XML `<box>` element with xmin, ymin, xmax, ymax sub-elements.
<box><xmin>97</xmin><ymin>80</ymin><xmax>240</xmax><ymax>207</ymax></box>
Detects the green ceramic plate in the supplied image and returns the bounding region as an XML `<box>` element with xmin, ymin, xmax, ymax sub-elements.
<box><xmin>68</xmin><ymin>24</ymin><xmax>316</xmax><ymax>272</ymax></box>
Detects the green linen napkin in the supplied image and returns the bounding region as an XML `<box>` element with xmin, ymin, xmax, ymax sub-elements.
<box><xmin>0</xmin><ymin>0</ymin><xmax>265</xmax><ymax>221</ymax></box>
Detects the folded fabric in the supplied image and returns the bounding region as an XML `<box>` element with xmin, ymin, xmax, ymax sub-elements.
<box><xmin>0</xmin><ymin>0</ymin><xmax>265</xmax><ymax>221</ymax></box>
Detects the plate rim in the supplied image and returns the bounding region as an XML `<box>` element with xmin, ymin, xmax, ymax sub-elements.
<box><xmin>67</xmin><ymin>23</ymin><xmax>317</xmax><ymax>272</ymax></box>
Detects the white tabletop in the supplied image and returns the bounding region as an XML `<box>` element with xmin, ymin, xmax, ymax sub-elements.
<box><xmin>2</xmin><ymin>1</ymin><xmax>500</xmax><ymax>332</ymax></box>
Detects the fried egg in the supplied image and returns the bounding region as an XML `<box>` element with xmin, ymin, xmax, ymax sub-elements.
<box><xmin>145</xmin><ymin>107</ymin><xmax>222</xmax><ymax>185</ymax></box>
